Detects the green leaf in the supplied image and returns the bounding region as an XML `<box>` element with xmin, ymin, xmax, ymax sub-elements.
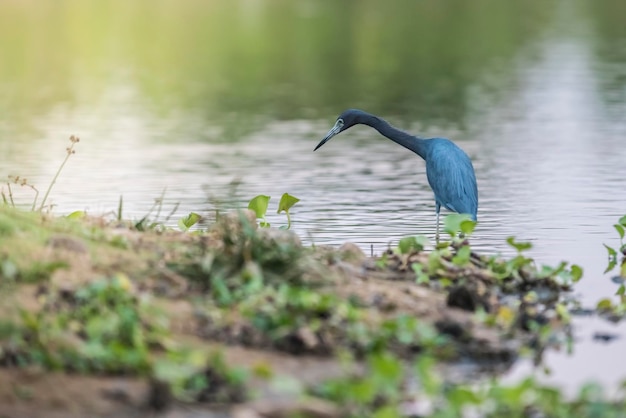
<box><xmin>153</xmin><ymin>358</ymin><xmax>199</xmax><ymax>395</ymax></box>
<box><xmin>605</xmin><ymin>260</ymin><xmax>617</xmax><ymax>274</ymax></box>
<box><xmin>66</xmin><ymin>210</ymin><xmax>86</xmax><ymax>219</ymax></box>
<box><xmin>178</xmin><ymin>212</ymin><xmax>201</xmax><ymax>231</ymax></box>
<box><xmin>452</xmin><ymin>245</ymin><xmax>471</xmax><ymax>266</ymax></box>
<box><xmin>444</xmin><ymin>214</ymin><xmax>475</xmax><ymax>236</ymax></box>
<box><xmin>596</xmin><ymin>298</ymin><xmax>614</xmax><ymax>311</ymax></box>
<box><xmin>460</xmin><ymin>219</ymin><xmax>476</xmax><ymax>235</ymax></box>
<box><xmin>412</xmin><ymin>263</ymin><xmax>429</xmax><ymax>284</ymax></box>
<box><xmin>615</xmin><ymin>224</ymin><xmax>625</xmax><ymax>240</ymax></box>
<box><xmin>619</xmin><ymin>215</ymin><xmax>626</xmax><ymax>227</ymax></box>
<box><xmin>570</xmin><ymin>264</ymin><xmax>583</xmax><ymax>282</ymax></box>
<box><xmin>506</xmin><ymin>236</ymin><xmax>532</xmax><ymax>252</ymax></box>
<box><xmin>435</xmin><ymin>241</ymin><xmax>450</xmax><ymax>250</ymax></box>
<box><xmin>277</xmin><ymin>193</ymin><xmax>300</xmax><ymax>214</ymax></box>
<box><xmin>350</xmin><ymin>379</ymin><xmax>376</xmax><ymax>403</ymax></box>
<box><xmin>447</xmin><ymin>386</ymin><xmax>482</xmax><ymax>406</ymax></box>
<box><xmin>248</xmin><ymin>195</ymin><xmax>270</xmax><ymax>219</ymax></box>
<box><xmin>414</xmin><ymin>356</ymin><xmax>440</xmax><ymax>395</ymax></box>
<box><xmin>604</xmin><ymin>244</ymin><xmax>618</xmax><ymax>258</ymax></box>
<box><xmin>617</xmin><ymin>285</ymin><xmax>625</xmax><ymax>296</ymax></box>
<box><xmin>397</xmin><ymin>236</ymin><xmax>429</xmax><ymax>254</ymax></box>
<box><xmin>368</xmin><ymin>352</ymin><xmax>403</xmax><ymax>383</ymax></box>
<box><xmin>373</xmin><ymin>406</ymin><xmax>401</xmax><ymax>418</ymax></box>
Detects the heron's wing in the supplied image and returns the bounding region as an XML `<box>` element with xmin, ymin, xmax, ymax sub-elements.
<box><xmin>425</xmin><ymin>142</ymin><xmax>478</xmax><ymax>219</ymax></box>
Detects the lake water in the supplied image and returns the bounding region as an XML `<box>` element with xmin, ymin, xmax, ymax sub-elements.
<box><xmin>1</xmin><ymin>0</ymin><xmax>625</xmax><ymax>393</ymax></box>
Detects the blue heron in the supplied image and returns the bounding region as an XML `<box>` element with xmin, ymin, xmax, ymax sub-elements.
<box><xmin>314</xmin><ymin>109</ymin><xmax>478</xmax><ymax>241</ymax></box>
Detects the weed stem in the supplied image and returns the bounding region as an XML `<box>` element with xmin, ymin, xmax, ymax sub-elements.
<box><xmin>39</xmin><ymin>135</ymin><xmax>79</xmax><ymax>211</ymax></box>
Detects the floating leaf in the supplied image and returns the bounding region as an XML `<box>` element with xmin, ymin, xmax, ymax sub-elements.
<box><xmin>248</xmin><ymin>195</ymin><xmax>270</xmax><ymax>219</ymax></box>
<box><xmin>570</xmin><ymin>264</ymin><xmax>583</xmax><ymax>282</ymax></box>
<box><xmin>277</xmin><ymin>193</ymin><xmax>300</xmax><ymax>214</ymax></box>
<box><xmin>615</xmin><ymin>224</ymin><xmax>625</xmax><ymax>240</ymax></box>
<box><xmin>596</xmin><ymin>298</ymin><xmax>613</xmax><ymax>311</ymax></box>
<box><xmin>178</xmin><ymin>212</ymin><xmax>201</xmax><ymax>231</ymax></box>
<box><xmin>506</xmin><ymin>236</ymin><xmax>532</xmax><ymax>252</ymax></box>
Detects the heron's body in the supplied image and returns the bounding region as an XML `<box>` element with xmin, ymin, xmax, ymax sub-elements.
<box><xmin>314</xmin><ymin>109</ymin><xmax>478</xmax><ymax>240</ymax></box>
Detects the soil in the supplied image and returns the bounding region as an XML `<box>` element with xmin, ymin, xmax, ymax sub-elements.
<box><xmin>0</xmin><ymin>207</ymin><xmax>568</xmax><ymax>418</ymax></box>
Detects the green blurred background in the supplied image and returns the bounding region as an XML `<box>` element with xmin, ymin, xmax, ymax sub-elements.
<box><xmin>1</xmin><ymin>0</ymin><xmax>624</xmax><ymax>138</ymax></box>
<box><xmin>0</xmin><ymin>1</ymin><xmax>563</xmax><ymax>132</ymax></box>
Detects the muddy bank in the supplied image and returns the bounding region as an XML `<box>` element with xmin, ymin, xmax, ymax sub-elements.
<box><xmin>0</xmin><ymin>207</ymin><xmax>588</xmax><ymax>417</ymax></box>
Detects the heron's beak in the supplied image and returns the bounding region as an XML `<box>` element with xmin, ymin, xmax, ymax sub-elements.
<box><xmin>314</xmin><ymin>120</ymin><xmax>342</xmax><ymax>151</ymax></box>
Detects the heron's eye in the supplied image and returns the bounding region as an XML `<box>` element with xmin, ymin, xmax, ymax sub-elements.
<box><xmin>337</xmin><ymin>118</ymin><xmax>344</xmax><ymax>128</ymax></box>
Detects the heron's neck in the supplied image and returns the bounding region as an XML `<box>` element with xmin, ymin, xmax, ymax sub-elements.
<box><xmin>362</xmin><ymin>115</ymin><xmax>427</xmax><ymax>160</ymax></box>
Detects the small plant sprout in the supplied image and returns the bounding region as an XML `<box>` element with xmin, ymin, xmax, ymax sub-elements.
<box><xmin>39</xmin><ymin>135</ymin><xmax>80</xmax><ymax>211</ymax></box>
<box><xmin>276</xmin><ymin>193</ymin><xmax>300</xmax><ymax>230</ymax></box>
<box><xmin>247</xmin><ymin>193</ymin><xmax>300</xmax><ymax>229</ymax></box>
<box><xmin>248</xmin><ymin>195</ymin><xmax>271</xmax><ymax>227</ymax></box>
<box><xmin>604</xmin><ymin>215</ymin><xmax>626</xmax><ymax>275</ymax></box>
<box><xmin>179</xmin><ymin>212</ymin><xmax>201</xmax><ymax>231</ymax></box>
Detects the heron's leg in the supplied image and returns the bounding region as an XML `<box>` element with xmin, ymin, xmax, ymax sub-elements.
<box><xmin>435</xmin><ymin>203</ymin><xmax>441</xmax><ymax>243</ymax></box>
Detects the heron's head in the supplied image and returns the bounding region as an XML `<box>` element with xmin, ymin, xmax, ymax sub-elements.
<box><xmin>314</xmin><ymin>109</ymin><xmax>368</xmax><ymax>151</ymax></box>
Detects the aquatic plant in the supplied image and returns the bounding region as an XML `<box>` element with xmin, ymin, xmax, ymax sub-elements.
<box><xmin>603</xmin><ymin>214</ymin><xmax>626</xmax><ymax>276</ymax></box>
<box><xmin>596</xmin><ymin>214</ymin><xmax>626</xmax><ymax>320</ymax></box>
<box><xmin>248</xmin><ymin>194</ymin><xmax>271</xmax><ymax>227</ymax></box>
<box><xmin>247</xmin><ymin>193</ymin><xmax>300</xmax><ymax>229</ymax></box>
<box><xmin>312</xmin><ymin>350</ymin><xmax>626</xmax><ymax>418</ymax></box>
<box><xmin>276</xmin><ymin>192</ymin><xmax>300</xmax><ymax>230</ymax></box>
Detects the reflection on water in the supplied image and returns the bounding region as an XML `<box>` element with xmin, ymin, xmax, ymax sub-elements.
<box><xmin>1</xmin><ymin>0</ymin><xmax>626</xmax><ymax>389</ymax></box>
